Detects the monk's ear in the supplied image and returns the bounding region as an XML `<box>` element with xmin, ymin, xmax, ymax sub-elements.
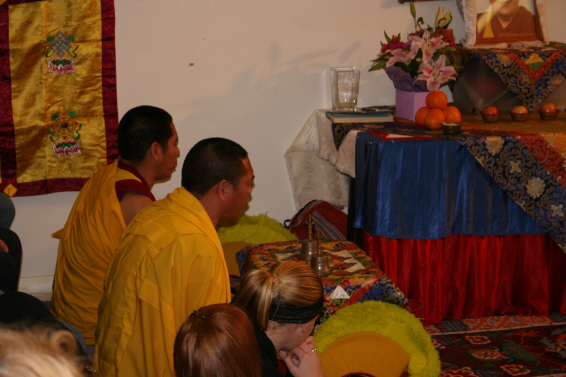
<box><xmin>148</xmin><ymin>141</ymin><xmax>162</xmax><ymax>161</ymax></box>
<box><xmin>217</xmin><ymin>180</ymin><xmax>229</xmax><ymax>201</ymax></box>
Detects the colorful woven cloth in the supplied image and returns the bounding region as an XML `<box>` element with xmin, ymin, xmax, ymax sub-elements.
<box><xmin>236</xmin><ymin>240</ymin><xmax>408</xmax><ymax>323</ymax></box>
<box><xmin>0</xmin><ymin>0</ymin><xmax>118</xmax><ymax>197</ymax></box>
<box><xmin>459</xmin><ymin>42</ymin><xmax>566</xmax><ymax>112</ymax></box>
<box><xmin>332</xmin><ymin>115</ymin><xmax>566</xmax><ymax>252</ymax></box>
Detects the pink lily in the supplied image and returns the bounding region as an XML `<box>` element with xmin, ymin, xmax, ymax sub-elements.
<box><xmin>385</xmin><ymin>47</ymin><xmax>417</xmax><ymax>68</ymax></box>
<box><xmin>408</xmin><ymin>30</ymin><xmax>447</xmax><ymax>64</ymax></box>
<box><xmin>414</xmin><ymin>55</ymin><xmax>457</xmax><ymax>91</ymax></box>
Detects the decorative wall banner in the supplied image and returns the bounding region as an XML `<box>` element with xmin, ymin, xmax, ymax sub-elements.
<box><xmin>0</xmin><ymin>0</ymin><xmax>118</xmax><ymax>197</ymax></box>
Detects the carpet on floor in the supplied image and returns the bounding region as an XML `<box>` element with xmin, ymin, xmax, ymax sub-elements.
<box><xmin>425</xmin><ymin>313</ymin><xmax>566</xmax><ymax>377</ymax></box>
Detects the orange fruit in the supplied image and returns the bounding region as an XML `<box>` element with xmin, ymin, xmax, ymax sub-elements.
<box><xmin>426</xmin><ymin>91</ymin><xmax>448</xmax><ymax>110</ymax></box>
<box><xmin>424</xmin><ymin>108</ymin><xmax>446</xmax><ymax>130</ymax></box>
<box><xmin>415</xmin><ymin>107</ymin><xmax>430</xmax><ymax>126</ymax></box>
<box><xmin>443</xmin><ymin>106</ymin><xmax>461</xmax><ymax>122</ymax></box>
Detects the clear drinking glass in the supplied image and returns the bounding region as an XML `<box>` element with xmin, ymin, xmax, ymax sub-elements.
<box><xmin>331</xmin><ymin>67</ymin><xmax>360</xmax><ymax>111</ymax></box>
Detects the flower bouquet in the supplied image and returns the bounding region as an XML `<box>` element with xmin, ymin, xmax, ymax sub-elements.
<box><xmin>370</xmin><ymin>1</ymin><xmax>460</xmax><ymax>93</ymax></box>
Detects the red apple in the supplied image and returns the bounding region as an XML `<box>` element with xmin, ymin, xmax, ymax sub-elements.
<box><xmin>482</xmin><ymin>106</ymin><xmax>499</xmax><ymax>115</ymax></box>
<box><xmin>539</xmin><ymin>103</ymin><xmax>557</xmax><ymax>113</ymax></box>
<box><xmin>511</xmin><ymin>105</ymin><xmax>528</xmax><ymax>114</ymax></box>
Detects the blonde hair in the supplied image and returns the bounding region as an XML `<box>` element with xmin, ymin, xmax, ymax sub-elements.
<box><xmin>0</xmin><ymin>327</ymin><xmax>84</xmax><ymax>377</ymax></box>
<box><xmin>231</xmin><ymin>261</ymin><xmax>323</xmax><ymax>330</ymax></box>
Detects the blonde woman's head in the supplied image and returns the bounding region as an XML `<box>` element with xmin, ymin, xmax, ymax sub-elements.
<box><xmin>232</xmin><ymin>261</ymin><xmax>323</xmax><ymax>330</ymax></box>
<box><xmin>0</xmin><ymin>326</ymin><xmax>84</xmax><ymax>377</ymax></box>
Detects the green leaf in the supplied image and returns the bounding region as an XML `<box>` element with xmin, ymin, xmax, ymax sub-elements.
<box><xmin>69</xmin><ymin>111</ymin><xmax>77</xmax><ymax>118</ymax></box>
<box><xmin>407</xmin><ymin>58</ymin><xmax>422</xmax><ymax>74</ymax></box>
<box><xmin>369</xmin><ymin>60</ymin><xmax>388</xmax><ymax>71</ymax></box>
<box><xmin>384</xmin><ymin>30</ymin><xmax>391</xmax><ymax>43</ymax></box>
<box><xmin>51</xmin><ymin>113</ymin><xmax>59</xmax><ymax>121</ymax></box>
<box><xmin>371</xmin><ymin>55</ymin><xmax>388</xmax><ymax>63</ymax></box>
<box><xmin>410</xmin><ymin>1</ymin><xmax>416</xmax><ymax>18</ymax></box>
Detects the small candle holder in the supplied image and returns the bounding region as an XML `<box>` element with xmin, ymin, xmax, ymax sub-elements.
<box><xmin>299</xmin><ymin>216</ymin><xmax>317</xmax><ymax>261</ymax></box>
<box><xmin>309</xmin><ymin>231</ymin><xmax>331</xmax><ymax>276</ymax></box>
<box><xmin>310</xmin><ymin>253</ymin><xmax>332</xmax><ymax>276</ymax></box>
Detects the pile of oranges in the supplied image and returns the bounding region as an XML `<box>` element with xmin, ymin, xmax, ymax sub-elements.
<box><xmin>415</xmin><ymin>91</ymin><xmax>461</xmax><ymax>130</ymax></box>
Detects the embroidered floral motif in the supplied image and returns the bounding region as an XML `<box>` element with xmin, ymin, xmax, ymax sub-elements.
<box><xmin>509</xmin><ymin>160</ymin><xmax>522</xmax><ymax>174</ymax></box>
<box><xmin>485</xmin><ymin>136</ymin><xmax>504</xmax><ymax>155</ymax></box>
<box><xmin>551</xmin><ymin>204</ymin><xmax>565</xmax><ymax>218</ymax></box>
<box><xmin>53</xmin><ymin>138</ymin><xmax>81</xmax><ymax>158</ymax></box>
<box><xmin>441</xmin><ymin>368</ymin><xmax>479</xmax><ymax>377</ymax></box>
<box><xmin>465</xmin><ymin>335</ymin><xmax>490</xmax><ymax>345</ymax></box>
<box><xmin>526</xmin><ymin>177</ymin><xmax>545</xmax><ymax>199</ymax></box>
<box><xmin>468</xmin><ymin>349</ymin><xmax>507</xmax><ymax>360</ymax></box>
<box><xmin>501</xmin><ymin>364</ymin><xmax>530</xmax><ymax>376</ymax></box>
<box><xmin>48</xmin><ymin>57</ymin><xmax>76</xmax><ymax>75</ymax></box>
<box><xmin>47</xmin><ymin>111</ymin><xmax>84</xmax><ymax>159</ymax></box>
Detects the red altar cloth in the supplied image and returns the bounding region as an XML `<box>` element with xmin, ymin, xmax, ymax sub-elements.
<box><xmin>364</xmin><ymin>232</ymin><xmax>566</xmax><ymax>325</ymax></box>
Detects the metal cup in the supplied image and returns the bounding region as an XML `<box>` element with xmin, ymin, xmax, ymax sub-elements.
<box><xmin>310</xmin><ymin>253</ymin><xmax>332</xmax><ymax>276</ymax></box>
<box><xmin>299</xmin><ymin>239</ymin><xmax>317</xmax><ymax>261</ymax></box>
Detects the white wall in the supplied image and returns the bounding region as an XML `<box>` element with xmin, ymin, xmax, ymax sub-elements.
<box><xmin>12</xmin><ymin>0</ymin><xmax>566</xmax><ymax>292</ymax></box>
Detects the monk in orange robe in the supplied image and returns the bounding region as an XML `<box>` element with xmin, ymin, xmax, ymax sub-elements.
<box><xmin>50</xmin><ymin>106</ymin><xmax>180</xmax><ymax>345</ymax></box>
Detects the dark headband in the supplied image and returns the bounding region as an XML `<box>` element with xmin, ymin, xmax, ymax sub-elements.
<box><xmin>269</xmin><ymin>296</ymin><xmax>324</xmax><ymax>324</ymax></box>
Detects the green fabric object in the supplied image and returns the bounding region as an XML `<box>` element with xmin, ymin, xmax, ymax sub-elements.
<box><xmin>313</xmin><ymin>301</ymin><xmax>440</xmax><ymax>377</ymax></box>
<box><xmin>217</xmin><ymin>214</ymin><xmax>297</xmax><ymax>245</ymax></box>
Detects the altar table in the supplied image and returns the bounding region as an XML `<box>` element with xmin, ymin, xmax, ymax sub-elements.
<box><xmin>236</xmin><ymin>240</ymin><xmax>408</xmax><ymax>324</ymax></box>
<box><xmin>456</xmin><ymin>42</ymin><xmax>566</xmax><ymax>112</ymax></box>
<box><xmin>285</xmin><ymin>110</ymin><xmax>566</xmax><ymax>324</ymax></box>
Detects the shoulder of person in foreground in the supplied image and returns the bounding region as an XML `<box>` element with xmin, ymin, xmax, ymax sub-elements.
<box><xmin>0</xmin><ymin>325</ymin><xmax>90</xmax><ymax>377</ymax></box>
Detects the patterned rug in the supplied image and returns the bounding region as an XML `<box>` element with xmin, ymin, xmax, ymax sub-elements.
<box><xmin>423</xmin><ymin>313</ymin><xmax>566</xmax><ymax>377</ymax></box>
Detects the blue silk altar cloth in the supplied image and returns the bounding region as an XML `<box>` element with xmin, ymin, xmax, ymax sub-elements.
<box><xmin>354</xmin><ymin>132</ymin><xmax>544</xmax><ymax>239</ymax></box>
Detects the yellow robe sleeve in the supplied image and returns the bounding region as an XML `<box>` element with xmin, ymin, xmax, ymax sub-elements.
<box><xmin>50</xmin><ymin>160</ymin><xmax>125</xmax><ymax>345</ymax></box>
<box><xmin>94</xmin><ymin>188</ymin><xmax>230</xmax><ymax>377</ymax></box>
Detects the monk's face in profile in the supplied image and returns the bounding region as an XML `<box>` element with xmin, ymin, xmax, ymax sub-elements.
<box><xmin>489</xmin><ymin>0</ymin><xmax>519</xmax><ymax>19</ymax></box>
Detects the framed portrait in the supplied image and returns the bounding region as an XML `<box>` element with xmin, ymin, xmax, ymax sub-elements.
<box><xmin>475</xmin><ymin>0</ymin><xmax>544</xmax><ymax>45</ymax></box>
<box><xmin>458</xmin><ymin>0</ymin><xmax>549</xmax><ymax>47</ymax></box>
<box><xmin>398</xmin><ymin>0</ymin><xmax>450</xmax><ymax>3</ymax></box>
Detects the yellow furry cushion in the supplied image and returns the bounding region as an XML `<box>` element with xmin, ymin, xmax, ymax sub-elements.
<box><xmin>319</xmin><ymin>332</ymin><xmax>409</xmax><ymax>377</ymax></box>
<box><xmin>314</xmin><ymin>301</ymin><xmax>440</xmax><ymax>377</ymax></box>
<box><xmin>221</xmin><ymin>241</ymin><xmax>252</xmax><ymax>276</ymax></box>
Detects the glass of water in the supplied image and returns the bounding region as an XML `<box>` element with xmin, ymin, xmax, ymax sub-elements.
<box><xmin>330</xmin><ymin>67</ymin><xmax>360</xmax><ymax>111</ymax></box>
